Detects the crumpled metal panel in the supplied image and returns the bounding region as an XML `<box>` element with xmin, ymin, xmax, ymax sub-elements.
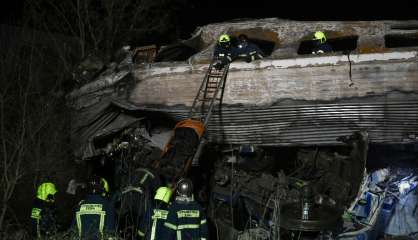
<box><xmin>138</xmin><ymin>95</ymin><xmax>418</xmax><ymax>146</ymax></box>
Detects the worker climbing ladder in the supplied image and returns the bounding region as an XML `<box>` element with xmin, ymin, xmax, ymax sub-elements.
<box><xmin>188</xmin><ymin>61</ymin><xmax>230</xmax><ymax>166</ymax></box>
<box><xmin>159</xmin><ymin>61</ymin><xmax>229</xmax><ymax>179</ymax></box>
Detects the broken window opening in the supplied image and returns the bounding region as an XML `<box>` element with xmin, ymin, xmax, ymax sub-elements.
<box><xmin>229</xmin><ymin>35</ymin><xmax>276</xmax><ymax>57</ymax></box>
<box><xmin>154</xmin><ymin>43</ymin><xmax>199</xmax><ymax>62</ymax></box>
<box><xmin>385</xmin><ymin>34</ymin><xmax>418</xmax><ymax>48</ymax></box>
<box><xmin>390</xmin><ymin>24</ymin><xmax>418</xmax><ymax>30</ymax></box>
<box><xmin>297</xmin><ymin>36</ymin><xmax>359</xmax><ymax>55</ymax></box>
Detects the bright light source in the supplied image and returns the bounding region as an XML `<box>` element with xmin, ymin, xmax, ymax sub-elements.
<box><xmin>398</xmin><ymin>181</ymin><xmax>411</xmax><ymax>195</ymax></box>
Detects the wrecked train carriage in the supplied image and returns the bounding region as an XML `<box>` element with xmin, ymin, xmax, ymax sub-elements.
<box><xmin>71</xmin><ymin>19</ymin><xmax>418</xmax><ymax>149</ymax></box>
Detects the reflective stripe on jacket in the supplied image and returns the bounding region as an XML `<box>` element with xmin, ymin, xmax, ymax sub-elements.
<box><xmin>164</xmin><ymin>200</ymin><xmax>208</xmax><ymax>240</ymax></box>
<box><xmin>74</xmin><ymin>194</ymin><xmax>115</xmax><ymax>240</ymax></box>
<box><xmin>30</xmin><ymin>199</ymin><xmax>58</xmax><ymax>239</ymax></box>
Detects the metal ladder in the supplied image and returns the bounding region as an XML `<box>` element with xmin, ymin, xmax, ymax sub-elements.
<box><xmin>188</xmin><ymin>61</ymin><xmax>229</xmax><ymax>166</ymax></box>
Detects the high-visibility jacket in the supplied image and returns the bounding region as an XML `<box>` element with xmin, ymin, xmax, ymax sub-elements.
<box><xmin>30</xmin><ymin>199</ymin><xmax>58</xmax><ymax>238</ymax></box>
<box><xmin>138</xmin><ymin>203</ymin><xmax>170</xmax><ymax>240</ymax></box>
<box><xmin>164</xmin><ymin>199</ymin><xmax>208</xmax><ymax>240</ymax></box>
<box><xmin>74</xmin><ymin>194</ymin><xmax>115</xmax><ymax>240</ymax></box>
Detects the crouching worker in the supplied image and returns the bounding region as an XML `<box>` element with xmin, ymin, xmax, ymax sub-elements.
<box><xmin>138</xmin><ymin>186</ymin><xmax>172</xmax><ymax>239</ymax></box>
<box><xmin>213</xmin><ymin>34</ymin><xmax>237</xmax><ymax>70</ymax></box>
<box><xmin>30</xmin><ymin>182</ymin><xmax>59</xmax><ymax>238</ymax></box>
<box><xmin>164</xmin><ymin>178</ymin><xmax>208</xmax><ymax>240</ymax></box>
<box><xmin>73</xmin><ymin>175</ymin><xmax>116</xmax><ymax>239</ymax></box>
<box><xmin>312</xmin><ymin>31</ymin><xmax>333</xmax><ymax>54</ymax></box>
<box><xmin>236</xmin><ymin>34</ymin><xmax>265</xmax><ymax>62</ymax></box>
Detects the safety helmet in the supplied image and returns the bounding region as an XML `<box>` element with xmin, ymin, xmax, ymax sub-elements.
<box><xmin>218</xmin><ymin>34</ymin><xmax>231</xmax><ymax>43</ymax></box>
<box><xmin>176</xmin><ymin>178</ymin><xmax>193</xmax><ymax>198</ymax></box>
<box><xmin>154</xmin><ymin>186</ymin><xmax>172</xmax><ymax>204</ymax></box>
<box><xmin>100</xmin><ymin>178</ymin><xmax>109</xmax><ymax>196</ymax></box>
<box><xmin>313</xmin><ymin>31</ymin><xmax>327</xmax><ymax>44</ymax></box>
<box><xmin>36</xmin><ymin>182</ymin><xmax>58</xmax><ymax>202</ymax></box>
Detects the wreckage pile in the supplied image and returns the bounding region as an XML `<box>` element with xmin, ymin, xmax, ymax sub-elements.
<box><xmin>66</xmin><ymin>18</ymin><xmax>418</xmax><ymax>239</ymax></box>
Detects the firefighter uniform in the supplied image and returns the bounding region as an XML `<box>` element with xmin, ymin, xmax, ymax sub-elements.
<box><xmin>311</xmin><ymin>31</ymin><xmax>333</xmax><ymax>54</ymax></box>
<box><xmin>213</xmin><ymin>34</ymin><xmax>237</xmax><ymax>70</ymax></box>
<box><xmin>164</xmin><ymin>199</ymin><xmax>208</xmax><ymax>240</ymax></box>
<box><xmin>138</xmin><ymin>207</ymin><xmax>170</xmax><ymax>240</ymax></box>
<box><xmin>138</xmin><ymin>186</ymin><xmax>172</xmax><ymax>240</ymax></box>
<box><xmin>214</xmin><ymin>44</ymin><xmax>235</xmax><ymax>65</ymax></box>
<box><xmin>31</xmin><ymin>199</ymin><xmax>59</xmax><ymax>238</ymax></box>
<box><xmin>30</xmin><ymin>182</ymin><xmax>59</xmax><ymax>238</ymax></box>
<box><xmin>312</xmin><ymin>42</ymin><xmax>333</xmax><ymax>54</ymax></box>
<box><xmin>74</xmin><ymin>194</ymin><xmax>116</xmax><ymax>239</ymax></box>
<box><xmin>236</xmin><ymin>35</ymin><xmax>265</xmax><ymax>62</ymax></box>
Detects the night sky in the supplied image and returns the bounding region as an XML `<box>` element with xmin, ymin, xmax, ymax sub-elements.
<box><xmin>1</xmin><ymin>0</ymin><xmax>418</xmax><ymax>37</ymax></box>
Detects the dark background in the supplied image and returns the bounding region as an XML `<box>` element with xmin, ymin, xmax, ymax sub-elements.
<box><xmin>1</xmin><ymin>0</ymin><xmax>418</xmax><ymax>37</ymax></box>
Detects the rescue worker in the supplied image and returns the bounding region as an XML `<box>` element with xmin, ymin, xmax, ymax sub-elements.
<box><xmin>114</xmin><ymin>167</ymin><xmax>162</xmax><ymax>238</ymax></box>
<box><xmin>236</xmin><ymin>34</ymin><xmax>265</xmax><ymax>62</ymax></box>
<box><xmin>138</xmin><ymin>186</ymin><xmax>173</xmax><ymax>240</ymax></box>
<box><xmin>73</xmin><ymin>175</ymin><xmax>116</xmax><ymax>239</ymax></box>
<box><xmin>30</xmin><ymin>182</ymin><xmax>59</xmax><ymax>238</ymax></box>
<box><xmin>213</xmin><ymin>34</ymin><xmax>237</xmax><ymax>70</ymax></box>
<box><xmin>312</xmin><ymin>31</ymin><xmax>333</xmax><ymax>54</ymax></box>
<box><xmin>164</xmin><ymin>178</ymin><xmax>208</xmax><ymax>240</ymax></box>
<box><xmin>160</xmin><ymin>119</ymin><xmax>205</xmax><ymax>182</ymax></box>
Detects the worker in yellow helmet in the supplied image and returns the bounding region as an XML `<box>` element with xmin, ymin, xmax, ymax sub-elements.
<box><xmin>312</xmin><ymin>31</ymin><xmax>333</xmax><ymax>54</ymax></box>
<box><xmin>138</xmin><ymin>186</ymin><xmax>172</xmax><ymax>240</ymax></box>
<box><xmin>30</xmin><ymin>182</ymin><xmax>59</xmax><ymax>238</ymax></box>
<box><xmin>213</xmin><ymin>33</ymin><xmax>237</xmax><ymax>70</ymax></box>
